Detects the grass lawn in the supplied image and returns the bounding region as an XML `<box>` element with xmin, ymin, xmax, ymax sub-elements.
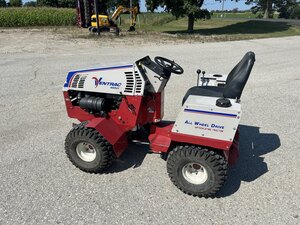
<box><xmin>0</xmin><ymin>8</ymin><xmax>299</xmax><ymax>42</ymax></box>
<box><xmin>211</xmin><ymin>12</ymin><xmax>258</xmax><ymax>19</ymax></box>
<box><xmin>118</xmin><ymin>15</ymin><xmax>300</xmax><ymax>40</ymax></box>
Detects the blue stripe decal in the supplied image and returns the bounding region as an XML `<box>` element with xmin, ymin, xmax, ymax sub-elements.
<box><xmin>64</xmin><ymin>64</ymin><xmax>133</xmax><ymax>88</ymax></box>
<box><xmin>69</xmin><ymin>64</ymin><xmax>133</xmax><ymax>73</ymax></box>
<box><xmin>184</xmin><ymin>109</ymin><xmax>237</xmax><ymax>118</ymax></box>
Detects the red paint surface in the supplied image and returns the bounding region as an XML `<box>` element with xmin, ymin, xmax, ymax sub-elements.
<box><xmin>149</xmin><ymin>122</ymin><xmax>173</xmax><ymax>152</ymax></box>
<box><xmin>148</xmin><ymin>122</ymin><xmax>237</xmax><ymax>159</ymax></box>
<box><xmin>64</xmin><ymin>91</ymin><xmax>167</xmax><ymax>157</ymax></box>
<box><xmin>86</xmin><ymin>117</ymin><xmax>128</xmax><ymax>157</ymax></box>
<box><xmin>63</xmin><ymin>92</ymin><xmax>94</xmax><ymax>122</ymax></box>
<box><xmin>64</xmin><ymin>90</ymin><xmax>240</xmax><ymax>164</ymax></box>
<box><xmin>171</xmin><ymin>132</ymin><xmax>232</xmax><ymax>151</ymax></box>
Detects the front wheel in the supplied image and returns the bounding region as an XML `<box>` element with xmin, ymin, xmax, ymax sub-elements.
<box><xmin>65</xmin><ymin>123</ymin><xmax>115</xmax><ymax>173</ymax></box>
<box><xmin>167</xmin><ymin>145</ymin><xmax>227</xmax><ymax>197</ymax></box>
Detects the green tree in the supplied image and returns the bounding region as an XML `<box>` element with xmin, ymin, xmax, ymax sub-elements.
<box><xmin>146</xmin><ymin>0</ymin><xmax>159</xmax><ymax>12</ymax></box>
<box><xmin>37</xmin><ymin>0</ymin><xmax>58</xmax><ymax>7</ymax></box>
<box><xmin>246</xmin><ymin>0</ymin><xmax>273</xmax><ymax>18</ymax></box>
<box><xmin>0</xmin><ymin>0</ymin><xmax>6</xmax><ymax>7</ymax></box>
<box><xmin>24</xmin><ymin>1</ymin><xmax>37</xmax><ymax>7</ymax></box>
<box><xmin>114</xmin><ymin>0</ymin><xmax>140</xmax><ymax>8</ymax></box>
<box><xmin>58</xmin><ymin>0</ymin><xmax>77</xmax><ymax>8</ymax></box>
<box><xmin>232</xmin><ymin>7</ymin><xmax>239</xmax><ymax>13</ymax></box>
<box><xmin>275</xmin><ymin>0</ymin><xmax>299</xmax><ymax>18</ymax></box>
<box><xmin>146</xmin><ymin>0</ymin><xmax>210</xmax><ymax>32</ymax></box>
<box><xmin>105</xmin><ymin>1</ymin><xmax>140</xmax><ymax>13</ymax></box>
<box><xmin>10</xmin><ymin>0</ymin><xmax>22</xmax><ymax>7</ymax></box>
<box><xmin>290</xmin><ymin>4</ymin><xmax>300</xmax><ymax>19</ymax></box>
<box><xmin>37</xmin><ymin>0</ymin><xmax>77</xmax><ymax>8</ymax></box>
<box><xmin>246</xmin><ymin>0</ymin><xmax>300</xmax><ymax>19</ymax></box>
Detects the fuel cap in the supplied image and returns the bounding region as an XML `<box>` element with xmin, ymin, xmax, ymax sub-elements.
<box><xmin>216</xmin><ymin>98</ymin><xmax>232</xmax><ymax>108</ymax></box>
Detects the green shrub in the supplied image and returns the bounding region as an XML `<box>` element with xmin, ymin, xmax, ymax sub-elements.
<box><xmin>256</xmin><ymin>12</ymin><xmax>263</xmax><ymax>18</ymax></box>
<box><xmin>0</xmin><ymin>7</ymin><xmax>76</xmax><ymax>27</ymax></box>
<box><xmin>37</xmin><ymin>0</ymin><xmax>76</xmax><ymax>8</ymax></box>
<box><xmin>24</xmin><ymin>1</ymin><xmax>37</xmax><ymax>7</ymax></box>
<box><xmin>10</xmin><ymin>0</ymin><xmax>22</xmax><ymax>7</ymax></box>
<box><xmin>0</xmin><ymin>0</ymin><xmax>6</xmax><ymax>7</ymax></box>
<box><xmin>291</xmin><ymin>5</ymin><xmax>300</xmax><ymax>19</ymax></box>
<box><xmin>139</xmin><ymin>13</ymin><xmax>176</xmax><ymax>26</ymax></box>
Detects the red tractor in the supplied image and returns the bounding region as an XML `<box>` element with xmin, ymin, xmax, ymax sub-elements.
<box><xmin>63</xmin><ymin>53</ymin><xmax>255</xmax><ymax>197</ymax></box>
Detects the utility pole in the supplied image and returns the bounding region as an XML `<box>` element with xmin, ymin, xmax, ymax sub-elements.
<box><xmin>130</xmin><ymin>0</ymin><xmax>133</xmax><ymax>22</ymax></box>
<box><xmin>94</xmin><ymin>0</ymin><xmax>100</xmax><ymax>36</ymax></box>
<box><xmin>221</xmin><ymin>0</ymin><xmax>225</xmax><ymax>18</ymax></box>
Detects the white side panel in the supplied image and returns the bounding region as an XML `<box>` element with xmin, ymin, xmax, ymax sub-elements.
<box><xmin>172</xmin><ymin>95</ymin><xmax>241</xmax><ymax>142</ymax></box>
<box><xmin>65</xmin><ymin>64</ymin><xmax>145</xmax><ymax>96</ymax></box>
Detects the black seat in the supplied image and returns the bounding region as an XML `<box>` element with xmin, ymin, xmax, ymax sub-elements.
<box><xmin>182</xmin><ymin>51</ymin><xmax>255</xmax><ymax>105</ymax></box>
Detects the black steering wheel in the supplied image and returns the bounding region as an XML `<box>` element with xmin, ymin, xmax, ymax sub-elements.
<box><xmin>154</xmin><ymin>56</ymin><xmax>184</xmax><ymax>75</ymax></box>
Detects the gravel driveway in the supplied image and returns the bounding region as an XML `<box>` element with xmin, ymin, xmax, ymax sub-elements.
<box><xmin>0</xmin><ymin>29</ymin><xmax>299</xmax><ymax>224</ymax></box>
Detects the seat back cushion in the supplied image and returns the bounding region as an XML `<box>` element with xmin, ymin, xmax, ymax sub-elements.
<box><xmin>223</xmin><ymin>51</ymin><xmax>255</xmax><ymax>99</ymax></box>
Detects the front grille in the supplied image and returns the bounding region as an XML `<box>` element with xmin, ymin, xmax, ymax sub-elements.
<box><xmin>78</xmin><ymin>76</ymin><xmax>87</xmax><ymax>88</ymax></box>
<box><xmin>71</xmin><ymin>74</ymin><xmax>86</xmax><ymax>89</ymax></box>
<box><xmin>124</xmin><ymin>71</ymin><xmax>142</xmax><ymax>94</ymax></box>
<box><xmin>135</xmin><ymin>71</ymin><xmax>142</xmax><ymax>94</ymax></box>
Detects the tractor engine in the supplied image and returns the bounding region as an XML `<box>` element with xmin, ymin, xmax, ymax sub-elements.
<box><xmin>67</xmin><ymin>91</ymin><xmax>122</xmax><ymax>117</ymax></box>
<box><xmin>63</xmin><ymin>57</ymin><xmax>171</xmax><ymax>123</ymax></box>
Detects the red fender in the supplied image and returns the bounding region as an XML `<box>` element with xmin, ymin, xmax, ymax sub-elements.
<box><xmin>149</xmin><ymin>122</ymin><xmax>240</xmax><ymax>166</ymax></box>
<box><xmin>86</xmin><ymin>118</ymin><xmax>128</xmax><ymax>157</ymax></box>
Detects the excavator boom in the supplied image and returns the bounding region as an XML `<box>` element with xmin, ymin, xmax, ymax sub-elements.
<box><xmin>111</xmin><ymin>5</ymin><xmax>139</xmax><ymax>27</ymax></box>
<box><xmin>77</xmin><ymin>1</ymin><xmax>139</xmax><ymax>33</ymax></box>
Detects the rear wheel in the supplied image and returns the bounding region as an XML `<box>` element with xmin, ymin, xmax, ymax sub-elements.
<box><xmin>65</xmin><ymin>123</ymin><xmax>114</xmax><ymax>173</ymax></box>
<box><xmin>167</xmin><ymin>145</ymin><xmax>227</xmax><ymax>197</ymax></box>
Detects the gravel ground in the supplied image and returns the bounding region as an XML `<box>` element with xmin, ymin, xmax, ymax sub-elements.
<box><xmin>0</xmin><ymin>29</ymin><xmax>299</xmax><ymax>225</ymax></box>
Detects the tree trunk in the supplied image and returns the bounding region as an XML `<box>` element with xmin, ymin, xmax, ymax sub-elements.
<box><xmin>188</xmin><ymin>14</ymin><xmax>194</xmax><ymax>33</ymax></box>
<box><xmin>263</xmin><ymin>0</ymin><xmax>272</xmax><ymax>19</ymax></box>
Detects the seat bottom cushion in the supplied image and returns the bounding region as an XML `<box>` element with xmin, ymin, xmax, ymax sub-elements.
<box><xmin>182</xmin><ymin>86</ymin><xmax>224</xmax><ymax>105</ymax></box>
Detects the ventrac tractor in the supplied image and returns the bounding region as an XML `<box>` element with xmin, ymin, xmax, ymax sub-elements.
<box><xmin>63</xmin><ymin>52</ymin><xmax>255</xmax><ymax>197</ymax></box>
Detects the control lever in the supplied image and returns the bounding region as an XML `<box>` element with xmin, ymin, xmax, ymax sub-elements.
<box><xmin>202</xmin><ymin>71</ymin><xmax>206</xmax><ymax>85</ymax></box>
<box><xmin>197</xmin><ymin>69</ymin><xmax>201</xmax><ymax>85</ymax></box>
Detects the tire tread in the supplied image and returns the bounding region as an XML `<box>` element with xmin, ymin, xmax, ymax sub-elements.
<box><xmin>65</xmin><ymin>122</ymin><xmax>114</xmax><ymax>173</ymax></box>
<box><xmin>167</xmin><ymin>145</ymin><xmax>227</xmax><ymax>198</ymax></box>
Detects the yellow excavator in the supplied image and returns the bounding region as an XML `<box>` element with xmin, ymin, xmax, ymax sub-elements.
<box><xmin>88</xmin><ymin>5</ymin><xmax>139</xmax><ymax>34</ymax></box>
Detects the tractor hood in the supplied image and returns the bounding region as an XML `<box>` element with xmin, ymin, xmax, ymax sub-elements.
<box><xmin>63</xmin><ymin>64</ymin><xmax>145</xmax><ymax>96</ymax></box>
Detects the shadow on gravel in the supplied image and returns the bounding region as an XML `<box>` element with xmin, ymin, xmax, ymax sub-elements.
<box><xmin>104</xmin><ymin>143</ymin><xmax>149</xmax><ymax>174</ymax></box>
<box><xmin>103</xmin><ymin>124</ymin><xmax>281</xmax><ymax>198</ymax></box>
<box><xmin>217</xmin><ymin>125</ymin><xmax>281</xmax><ymax>197</ymax></box>
<box><xmin>165</xmin><ymin>21</ymin><xmax>291</xmax><ymax>35</ymax></box>
<box><xmin>104</xmin><ymin>121</ymin><xmax>173</xmax><ymax>174</ymax></box>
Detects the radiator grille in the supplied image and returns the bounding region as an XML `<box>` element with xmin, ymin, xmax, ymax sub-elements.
<box><xmin>71</xmin><ymin>74</ymin><xmax>87</xmax><ymax>89</ymax></box>
<box><xmin>124</xmin><ymin>71</ymin><xmax>142</xmax><ymax>94</ymax></box>
<box><xmin>135</xmin><ymin>71</ymin><xmax>142</xmax><ymax>94</ymax></box>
